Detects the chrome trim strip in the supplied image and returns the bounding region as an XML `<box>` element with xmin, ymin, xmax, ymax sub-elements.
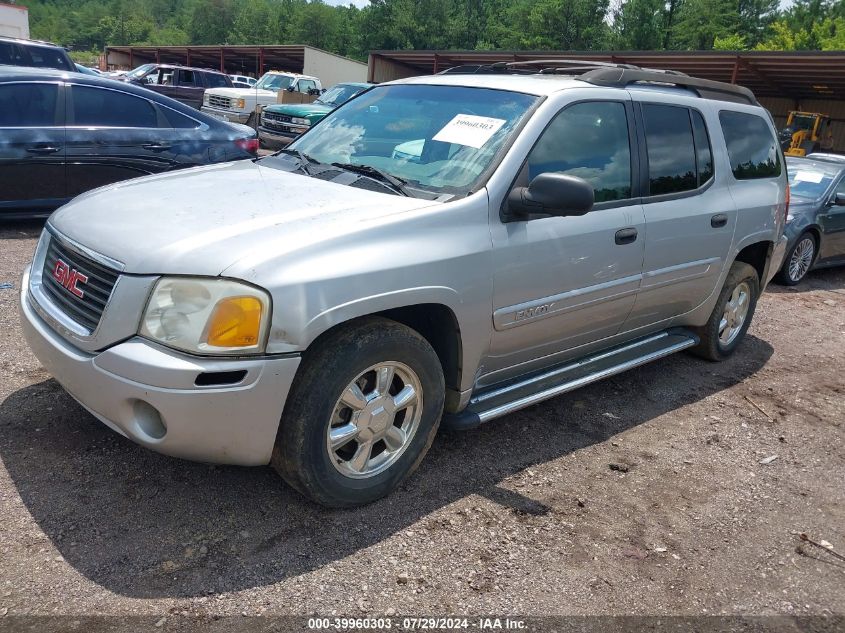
<box><xmin>493</xmin><ymin>273</ymin><xmax>642</xmax><ymax>331</ymax></box>
<box><xmin>641</xmin><ymin>257</ymin><xmax>721</xmax><ymax>290</ymax></box>
<box><xmin>45</xmin><ymin>223</ymin><xmax>126</xmax><ymax>272</ymax></box>
<box><xmin>472</xmin><ymin>336</ymin><xmax>697</xmax><ymax>423</ymax></box>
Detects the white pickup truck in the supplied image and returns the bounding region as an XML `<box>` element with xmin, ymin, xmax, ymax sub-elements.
<box><xmin>200</xmin><ymin>70</ymin><xmax>322</xmax><ymax>125</ymax></box>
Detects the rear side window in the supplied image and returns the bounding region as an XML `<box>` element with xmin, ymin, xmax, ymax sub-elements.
<box><xmin>71</xmin><ymin>86</ymin><xmax>158</xmax><ymax>128</ymax></box>
<box><xmin>528</xmin><ymin>101</ymin><xmax>632</xmax><ymax>203</ymax></box>
<box><xmin>0</xmin><ymin>83</ymin><xmax>59</xmax><ymax>127</ymax></box>
<box><xmin>205</xmin><ymin>73</ymin><xmax>229</xmax><ymax>88</ymax></box>
<box><xmin>162</xmin><ymin>106</ymin><xmax>201</xmax><ymax>129</ymax></box>
<box><xmin>642</xmin><ymin>104</ymin><xmax>697</xmax><ymax>195</ymax></box>
<box><xmin>719</xmin><ymin>111</ymin><xmax>781</xmax><ymax>179</ymax></box>
<box><xmin>0</xmin><ymin>41</ymin><xmax>22</xmax><ymax>65</ymax></box>
<box><xmin>27</xmin><ymin>46</ymin><xmax>74</xmax><ymax>71</ymax></box>
<box><xmin>178</xmin><ymin>69</ymin><xmax>197</xmax><ymax>86</ymax></box>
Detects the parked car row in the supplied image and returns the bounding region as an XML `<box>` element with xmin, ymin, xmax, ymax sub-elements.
<box><xmin>200</xmin><ymin>70</ymin><xmax>323</xmax><ymax>125</ymax></box>
<box><xmin>258</xmin><ymin>81</ymin><xmax>370</xmax><ymax>149</ymax></box>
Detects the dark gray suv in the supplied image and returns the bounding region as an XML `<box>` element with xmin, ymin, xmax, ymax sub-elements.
<box><xmin>0</xmin><ymin>36</ymin><xmax>74</xmax><ymax>72</ymax></box>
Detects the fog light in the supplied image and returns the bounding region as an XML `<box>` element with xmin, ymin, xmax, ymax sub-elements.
<box><xmin>133</xmin><ymin>400</ymin><xmax>167</xmax><ymax>440</ymax></box>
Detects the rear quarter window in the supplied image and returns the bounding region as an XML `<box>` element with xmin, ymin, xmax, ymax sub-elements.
<box><xmin>719</xmin><ymin>110</ymin><xmax>781</xmax><ymax>180</ymax></box>
<box><xmin>204</xmin><ymin>73</ymin><xmax>230</xmax><ymax>88</ymax></box>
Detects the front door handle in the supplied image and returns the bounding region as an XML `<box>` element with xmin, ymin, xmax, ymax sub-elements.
<box><xmin>143</xmin><ymin>143</ymin><xmax>172</xmax><ymax>151</ymax></box>
<box><xmin>615</xmin><ymin>227</ymin><xmax>638</xmax><ymax>245</ymax></box>
<box><xmin>711</xmin><ymin>213</ymin><xmax>728</xmax><ymax>228</ymax></box>
<box><xmin>26</xmin><ymin>145</ymin><xmax>61</xmax><ymax>155</ymax></box>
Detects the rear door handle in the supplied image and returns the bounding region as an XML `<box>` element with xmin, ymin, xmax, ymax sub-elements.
<box><xmin>711</xmin><ymin>213</ymin><xmax>728</xmax><ymax>228</ymax></box>
<box><xmin>615</xmin><ymin>227</ymin><xmax>638</xmax><ymax>245</ymax></box>
<box><xmin>26</xmin><ymin>145</ymin><xmax>61</xmax><ymax>155</ymax></box>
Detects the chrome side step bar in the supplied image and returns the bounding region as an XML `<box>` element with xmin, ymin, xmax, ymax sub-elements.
<box><xmin>442</xmin><ymin>329</ymin><xmax>699</xmax><ymax>430</ymax></box>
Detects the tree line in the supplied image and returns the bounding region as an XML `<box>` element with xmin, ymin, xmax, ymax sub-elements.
<box><xmin>26</xmin><ymin>0</ymin><xmax>845</xmax><ymax>65</ymax></box>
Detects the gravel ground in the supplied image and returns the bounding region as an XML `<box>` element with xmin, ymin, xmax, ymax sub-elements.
<box><xmin>0</xmin><ymin>220</ymin><xmax>843</xmax><ymax>622</ymax></box>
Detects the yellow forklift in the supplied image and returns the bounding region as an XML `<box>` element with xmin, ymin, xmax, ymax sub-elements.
<box><xmin>779</xmin><ymin>111</ymin><xmax>834</xmax><ymax>157</ymax></box>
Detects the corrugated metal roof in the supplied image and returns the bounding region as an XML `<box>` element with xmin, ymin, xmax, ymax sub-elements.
<box><xmin>368</xmin><ymin>50</ymin><xmax>845</xmax><ymax>100</ymax></box>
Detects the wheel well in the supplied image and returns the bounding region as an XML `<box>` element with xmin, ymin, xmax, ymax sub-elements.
<box><xmin>802</xmin><ymin>227</ymin><xmax>822</xmax><ymax>256</ymax></box>
<box><xmin>376</xmin><ymin>304</ymin><xmax>463</xmax><ymax>397</ymax></box>
<box><xmin>734</xmin><ymin>241</ymin><xmax>770</xmax><ymax>283</ymax></box>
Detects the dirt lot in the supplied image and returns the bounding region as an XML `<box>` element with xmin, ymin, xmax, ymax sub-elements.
<box><xmin>0</xmin><ymin>220</ymin><xmax>843</xmax><ymax>624</ymax></box>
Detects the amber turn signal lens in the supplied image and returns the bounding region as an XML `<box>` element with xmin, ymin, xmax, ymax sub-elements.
<box><xmin>205</xmin><ymin>296</ymin><xmax>263</xmax><ymax>348</ymax></box>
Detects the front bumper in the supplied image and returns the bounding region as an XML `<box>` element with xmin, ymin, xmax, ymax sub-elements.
<box><xmin>20</xmin><ymin>267</ymin><xmax>301</xmax><ymax>466</ymax></box>
<box><xmin>200</xmin><ymin>106</ymin><xmax>252</xmax><ymax>124</ymax></box>
<box><xmin>258</xmin><ymin>126</ymin><xmax>302</xmax><ymax>149</ymax></box>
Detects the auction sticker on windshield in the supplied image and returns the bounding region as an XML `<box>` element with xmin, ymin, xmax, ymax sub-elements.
<box><xmin>433</xmin><ymin>114</ymin><xmax>506</xmax><ymax>149</ymax></box>
<box><xmin>793</xmin><ymin>170</ymin><xmax>824</xmax><ymax>183</ymax></box>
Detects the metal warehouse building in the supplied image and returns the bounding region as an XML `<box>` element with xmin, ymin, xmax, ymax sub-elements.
<box><xmin>367</xmin><ymin>50</ymin><xmax>845</xmax><ymax>152</ymax></box>
<box><xmin>104</xmin><ymin>44</ymin><xmax>368</xmax><ymax>89</ymax></box>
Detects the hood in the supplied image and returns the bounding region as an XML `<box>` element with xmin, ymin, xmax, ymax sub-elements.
<box><xmin>49</xmin><ymin>161</ymin><xmax>439</xmax><ymax>278</ymax></box>
<box><xmin>263</xmin><ymin>103</ymin><xmax>331</xmax><ymax>118</ymax></box>
<box><xmin>206</xmin><ymin>87</ymin><xmax>275</xmax><ymax>99</ymax></box>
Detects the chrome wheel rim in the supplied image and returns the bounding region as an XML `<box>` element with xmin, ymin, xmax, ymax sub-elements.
<box><xmin>327</xmin><ymin>361</ymin><xmax>423</xmax><ymax>479</ymax></box>
<box><xmin>718</xmin><ymin>281</ymin><xmax>751</xmax><ymax>346</ymax></box>
<box><xmin>788</xmin><ymin>237</ymin><xmax>814</xmax><ymax>282</ymax></box>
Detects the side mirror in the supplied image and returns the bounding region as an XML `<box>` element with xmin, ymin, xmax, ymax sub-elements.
<box><xmin>833</xmin><ymin>193</ymin><xmax>845</xmax><ymax>207</ymax></box>
<box><xmin>286</xmin><ymin>85</ymin><xmax>296</xmax><ymax>92</ymax></box>
<box><xmin>506</xmin><ymin>173</ymin><xmax>594</xmax><ymax>220</ymax></box>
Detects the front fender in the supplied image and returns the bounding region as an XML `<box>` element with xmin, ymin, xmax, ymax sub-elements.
<box><xmin>303</xmin><ymin>286</ymin><xmax>463</xmax><ymax>347</ymax></box>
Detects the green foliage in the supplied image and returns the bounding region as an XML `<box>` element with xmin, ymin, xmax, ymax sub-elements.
<box><xmin>24</xmin><ymin>0</ymin><xmax>845</xmax><ymax>60</ymax></box>
<box><xmin>712</xmin><ymin>33</ymin><xmax>747</xmax><ymax>50</ymax></box>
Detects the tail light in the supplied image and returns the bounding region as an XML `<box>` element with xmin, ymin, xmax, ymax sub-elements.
<box><xmin>784</xmin><ymin>182</ymin><xmax>790</xmax><ymax>223</ymax></box>
<box><xmin>235</xmin><ymin>137</ymin><xmax>259</xmax><ymax>155</ymax></box>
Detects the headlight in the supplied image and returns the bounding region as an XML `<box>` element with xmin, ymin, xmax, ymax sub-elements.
<box><xmin>203</xmin><ymin>93</ymin><xmax>210</xmax><ymax>105</ymax></box>
<box><xmin>291</xmin><ymin>117</ymin><xmax>310</xmax><ymax>126</ymax></box>
<box><xmin>234</xmin><ymin>98</ymin><xmax>246</xmax><ymax>110</ymax></box>
<box><xmin>140</xmin><ymin>277</ymin><xmax>271</xmax><ymax>355</ymax></box>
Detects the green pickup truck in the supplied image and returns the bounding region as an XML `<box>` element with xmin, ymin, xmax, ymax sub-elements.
<box><xmin>258</xmin><ymin>82</ymin><xmax>370</xmax><ymax>149</ymax></box>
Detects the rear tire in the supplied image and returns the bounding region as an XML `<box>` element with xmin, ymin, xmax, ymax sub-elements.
<box><xmin>271</xmin><ymin>317</ymin><xmax>445</xmax><ymax>507</ymax></box>
<box><xmin>776</xmin><ymin>232</ymin><xmax>816</xmax><ymax>286</ymax></box>
<box><xmin>691</xmin><ymin>261</ymin><xmax>760</xmax><ymax>361</ymax></box>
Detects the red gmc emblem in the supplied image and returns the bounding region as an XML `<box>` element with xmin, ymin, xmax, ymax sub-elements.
<box><xmin>52</xmin><ymin>259</ymin><xmax>88</xmax><ymax>299</ymax></box>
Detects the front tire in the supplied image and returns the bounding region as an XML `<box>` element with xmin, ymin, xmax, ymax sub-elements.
<box><xmin>777</xmin><ymin>233</ymin><xmax>816</xmax><ymax>286</ymax></box>
<box><xmin>691</xmin><ymin>261</ymin><xmax>760</xmax><ymax>361</ymax></box>
<box><xmin>271</xmin><ymin>317</ymin><xmax>445</xmax><ymax>507</ymax></box>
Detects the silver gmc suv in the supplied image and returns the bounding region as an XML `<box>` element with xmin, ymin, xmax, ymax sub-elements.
<box><xmin>20</xmin><ymin>62</ymin><xmax>788</xmax><ymax>507</ymax></box>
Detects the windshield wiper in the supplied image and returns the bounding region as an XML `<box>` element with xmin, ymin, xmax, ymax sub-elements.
<box><xmin>331</xmin><ymin>163</ymin><xmax>411</xmax><ymax>197</ymax></box>
<box><xmin>276</xmin><ymin>148</ymin><xmax>320</xmax><ymax>174</ymax></box>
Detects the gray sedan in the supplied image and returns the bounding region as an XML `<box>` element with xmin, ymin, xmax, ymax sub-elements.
<box><xmin>780</xmin><ymin>155</ymin><xmax>845</xmax><ymax>285</ymax></box>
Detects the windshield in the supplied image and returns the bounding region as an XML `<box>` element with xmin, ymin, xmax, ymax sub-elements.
<box><xmin>126</xmin><ymin>63</ymin><xmax>155</xmax><ymax>79</ymax></box>
<box><xmin>786</xmin><ymin>161</ymin><xmax>835</xmax><ymax>199</ymax></box>
<box><xmin>288</xmin><ymin>84</ymin><xmax>538</xmax><ymax>195</ymax></box>
<box><xmin>255</xmin><ymin>74</ymin><xmax>294</xmax><ymax>92</ymax></box>
<box><xmin>317</xmin><ymin>84</ymin><xmax>366</xmax><ymax>107</ymax></box>
<box><xmin>790</xmin><ymin>115</ymin><xmax>818</xmax><ymax>131</ymax></box>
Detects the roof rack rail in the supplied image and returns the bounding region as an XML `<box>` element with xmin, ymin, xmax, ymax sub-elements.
<box><xmin>578</xmin><ymin>67</ymin><xmax>758</xmax><ymax>105</ymax></box>
<box><xmin>439</xmin><ymin>58</ymin><xmax>758</xmax><ymax>105</ymax></box>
